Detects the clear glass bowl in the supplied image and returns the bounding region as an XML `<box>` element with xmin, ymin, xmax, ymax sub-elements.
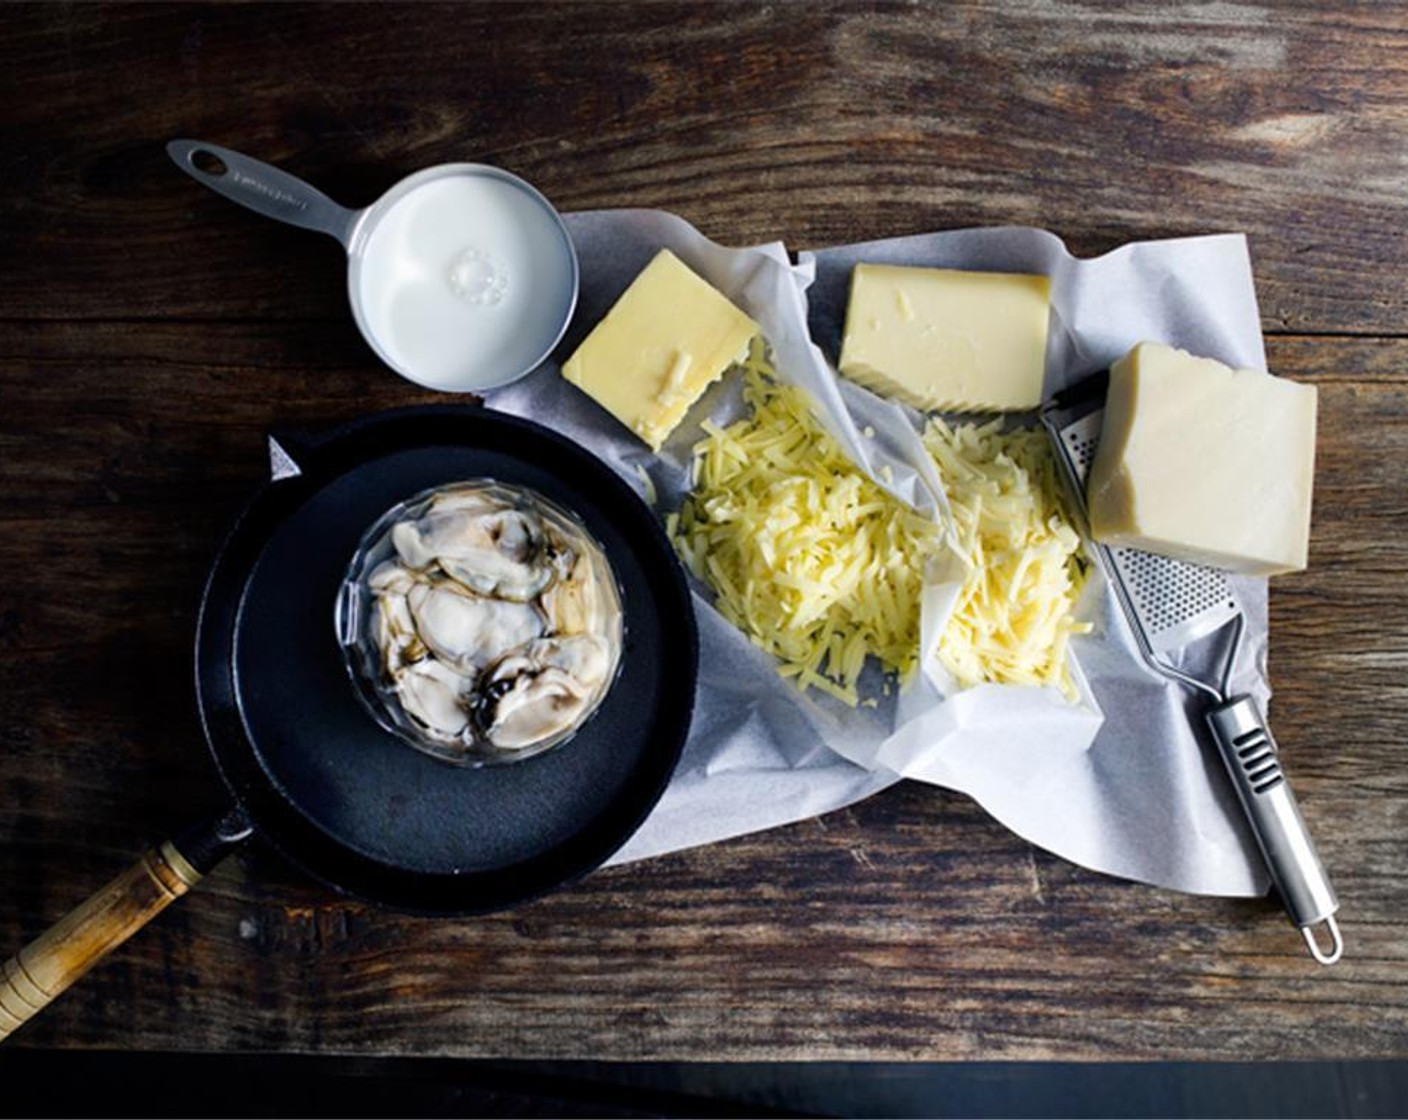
<box><xmin>335</xmin><ymin>479</ymin><xmax>624</xmax><ymax>767</ymax></box>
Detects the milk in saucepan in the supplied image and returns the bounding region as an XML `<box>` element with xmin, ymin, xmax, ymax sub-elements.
<box><xmin>354</xmin><ymin>174</ymin><xmax>575</xmax><ymax>391</ymax></box>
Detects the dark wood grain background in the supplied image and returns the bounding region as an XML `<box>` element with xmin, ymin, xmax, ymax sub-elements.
<box><xmin>1</xmin><ymin>2</ymin><xmax>1405</xmax><ymax>1061</ymax></box>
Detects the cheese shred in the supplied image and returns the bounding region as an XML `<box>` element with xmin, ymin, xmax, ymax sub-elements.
<box><xmin>672</xmin><ymin>342</ymin><xmax>943</xmax><ymax>705</ymax></box>
<box><xmin>922</xmin><ymin>418</ymin><xmax>1091</xmax><ymax>700</ymax></box>
<box><xmin>672</xmin><ymin>342</ymin><xmax>1091</xmax><ymax>708</ymax></box>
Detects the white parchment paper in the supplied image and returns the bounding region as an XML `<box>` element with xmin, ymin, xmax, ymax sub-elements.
<box><xmin>487</xmin><ymin>209</ymin><xmax>1275</xmax><ymax>898</ymax></box>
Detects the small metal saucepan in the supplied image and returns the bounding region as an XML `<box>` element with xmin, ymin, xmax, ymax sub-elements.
<box><xmin>0</xmin><ymin>405</ymin><xmax>697</xmax><ymax>1041</ymax></box>
<box><xmin>167</xmin><ymin>139</ymin><xmax>579</xmax><ymax>394</ymax></box>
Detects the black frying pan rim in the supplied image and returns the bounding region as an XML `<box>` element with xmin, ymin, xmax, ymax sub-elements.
<box><xmin>193</xmin><ymin>404</ymin><xmax>698</xmax><ymax>915</ymax></box>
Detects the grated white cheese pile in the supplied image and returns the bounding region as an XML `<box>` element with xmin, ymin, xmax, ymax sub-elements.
<box><xmin>923</xmin><ymin>418</ymin><xmax>1090</xmax><ymax>700</ymax></box>
<box><xmin>669</xmin><ymin>343</ymin><xmax>944</xmax><ymax>705</ymax></box>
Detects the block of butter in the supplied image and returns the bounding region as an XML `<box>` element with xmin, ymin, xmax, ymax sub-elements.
<box><xmin>838</xmin><ymin>263</ymin><xmax>1051</xmax><ymax>412</ymax></box>
<box><xmin>562</xmin><ymin>249</ymin><xmax>758</xmax><ymax>451</ymax></box>
<box><xmin>1087</xmin><ymin>341</ymin><xmax>1317</xmax><ymax>576</ymax></box>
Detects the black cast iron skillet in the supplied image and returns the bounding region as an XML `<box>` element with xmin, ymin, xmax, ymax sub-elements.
<box><xmin>0</xmin><ymin>405</ymin><xmax>697</xmax><ymax>1040</ymax></box>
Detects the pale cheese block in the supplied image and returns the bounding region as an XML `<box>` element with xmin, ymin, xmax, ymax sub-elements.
<box><xmin>1087</xmin><ymin>341</ymin><xmax>1317</xmax><ymax>576</ymax></box>
<box><xmin>838</xmin><ymin>263</ymin><xmax>1051</xmax><ymax>412</ymax></box>
<box><xmin>561</xmin><ymin>249</ymin><xmax>758</xmax><ymax>451</ymax></box>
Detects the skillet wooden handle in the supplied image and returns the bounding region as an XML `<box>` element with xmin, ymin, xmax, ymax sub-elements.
<box><xmin>0</xmin><ymin>841</ymin><xmax>202</xmax><ymax>1041</ymax></box>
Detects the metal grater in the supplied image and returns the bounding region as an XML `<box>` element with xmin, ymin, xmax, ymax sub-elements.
<box><xmin>1042</xmin><ymin>386</ymin><xmax>1342</xmax><ymax>965</ymax></box>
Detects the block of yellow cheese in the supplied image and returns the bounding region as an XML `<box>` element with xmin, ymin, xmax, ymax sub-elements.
<box><xmin>838</xmin><ymin>263</ymin><xmax>1051</xmax><ymax>412</ymax></box>
<box><xmin>1087</xmin><ymin>342</ymin><xmax>1317</xmax><ymax>576</ymax></box>
<box><xmin>561</xmin><ymin>249</ymin><xmax>759</xmax><ymax>451</ymax></box>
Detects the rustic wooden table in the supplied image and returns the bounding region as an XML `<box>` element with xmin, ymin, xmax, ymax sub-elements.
<box><xmin>2</xmin><ymin>2</ymin><xmax>1405</xmax><ymax>1061</ymax></box>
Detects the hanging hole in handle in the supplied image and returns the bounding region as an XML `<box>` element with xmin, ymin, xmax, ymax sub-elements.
<box><xmin>191</xmin><ymin>149</ymin><xmax>228</xmax><ymax>177</ymax></box>
<box><xmin>1301</xmin><ymin>914</ymin><xmax>1343</xmax><ymax>966</ymax></box>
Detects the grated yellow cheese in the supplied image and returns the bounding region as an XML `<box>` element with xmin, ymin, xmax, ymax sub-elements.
<box><xmin>672</xmin><ymin>342</ymin><xmax>1091</xmax><ymax>707</ymax></box>
<box><xmin>922</xmin><ymin>418</ymin><xmax>1091</xmax><ymax>700</ymax></box>
<box><xmin>671</xmin><ymin>341</ymin><xmax>944</xmax><ymax>705</ymax></box>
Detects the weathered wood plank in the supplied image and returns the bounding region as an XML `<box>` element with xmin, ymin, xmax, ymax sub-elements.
<box><xmin>0</xmin><ymin>325</ymin><xmax>1404</xmax><ymax>1059</ymax></box>
<box><xmin>1</xmin><ymin>786</ymin><xmax>1404</xmax><ymax>1060</ymax></box>
<box><xmin>0</xmin><ymin>4</ymin><xmax>1405</xmax><ymax>333</ymax></box>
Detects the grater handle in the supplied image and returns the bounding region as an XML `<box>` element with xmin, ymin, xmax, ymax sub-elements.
<box><xmin>1205</xmin><ymin>696</ymin><xmax>1342</xmax><ymax>964</ymax></box>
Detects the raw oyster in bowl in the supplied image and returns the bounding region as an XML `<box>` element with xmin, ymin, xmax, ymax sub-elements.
<box><xmin>337</xmin><ymin>481</ymin><xmax>624</xmax><ymax>765</ymax></box>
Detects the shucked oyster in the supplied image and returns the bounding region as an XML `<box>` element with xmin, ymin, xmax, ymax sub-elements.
<box><xmin>350</xmin><ymin>482</ymin><xmax>623</xmax><ymax>762</ymax></box>
<box><xmin>404</xmin><ymin>582</ymin><xmax>543</xmax><ymax>674</ymax></box>
<box><xmin>391</xmin><ymin>494</ymin><xmax>554</xmax><ymax>602</ymax></box>
<box><xmin>474</xmin><ymin>635</ymin><xmax>614</xmax><ymax>750</ymax></box>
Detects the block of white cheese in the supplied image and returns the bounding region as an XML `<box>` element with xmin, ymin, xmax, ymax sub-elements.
<box><xmin>838</xmin><ymin>263</ymin><xmax>1051</xmax><ymax>412</ymax></box>
<box><xmin>562</xmin><ymin>249</ymin><xmax>758</xmax><ymax>451</ymax></box>
<box><xmin>1087</xmin><ymin>341</ymin><xmax>1317</xmax><ymax>576</ymax></box>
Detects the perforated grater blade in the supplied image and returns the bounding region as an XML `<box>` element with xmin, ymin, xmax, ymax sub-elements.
<box><xmin>1041</xmin><ymin>382</ymin><xmax>1342</xmax><ymax>966</ymax></box>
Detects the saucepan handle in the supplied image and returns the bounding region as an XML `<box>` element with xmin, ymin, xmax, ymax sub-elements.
<box><xmin>0</xmin><ymin>808</ymin><xmax>253</xmax><ymax>1041</ymax></box>
<box><xmin>167</xmin><ymin>138</ymin><xmax>360</xmax><ymax>248</ymax></box>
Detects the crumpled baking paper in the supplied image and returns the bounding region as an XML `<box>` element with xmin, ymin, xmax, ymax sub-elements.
<box><xmin>487</xmin><ymin>209</ymin><xmax>1274</xmax><ymax>897</ymax></box>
